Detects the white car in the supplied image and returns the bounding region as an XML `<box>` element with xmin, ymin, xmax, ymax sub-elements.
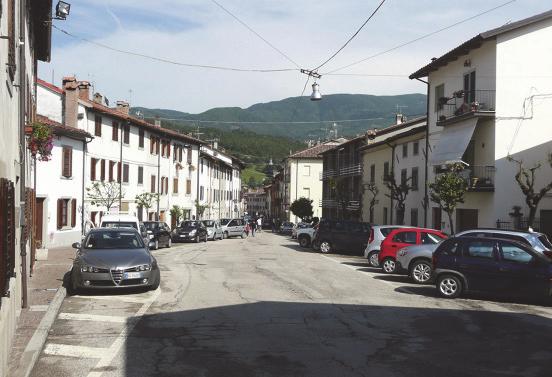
<box><xmin>297</xmin><ymin>227</ymin><xmax>316</xmax><ymax>248</ymax></box>
<box><xmin>99</xmin><ymin>214</ymin><xmax>140</xmax><ymax>230</ymax></box>
<box><xmin>364</xmin><ymin>225</ymin><xmax>411</xmax><ymax>267</ymax></box>
<box><xmin>220</xmin><ymin>218</ymin><xmax>246</xmax><ymax>238</ymax></box>
<box><xmin>202</xmin><ymin>220</ymin><xmax>224</xmax><ymax>240</ymax></box>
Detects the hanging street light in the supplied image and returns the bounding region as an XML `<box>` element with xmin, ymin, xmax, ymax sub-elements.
<box><xmin>310</xmin><ymin>82</ymin><xmax>322</xmax><ymax>101</ymax></box>
<box><xmin>54</xmin><ymin>1</ymin><xmax>71</xmax><ymax>20</ymax></box>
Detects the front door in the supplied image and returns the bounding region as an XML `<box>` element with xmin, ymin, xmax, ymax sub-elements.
<box><xmin>432</xmin><ymin>207</ymin><xmax>442</xmax><ymax>231</ymax></box>
<box><xmin>540</xmin><ymin>210</ymin><xmax>552</xmax><ymax>240</ymax></box>
<box><xmin>456</xmin><ymin>209</ymin><xmax>478</xmax><ymax>233</ymax></box>
<box><xmin>34</xmin><ymin>198</ymin><xmax>45</xmax><ymax>247</ymax></box>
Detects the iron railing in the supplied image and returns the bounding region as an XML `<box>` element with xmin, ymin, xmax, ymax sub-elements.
<box><xmin>461</xmin><ymin>165</ymin><xmax>496</xmax><ymax>191</ymax></box>
<box><xmin>339</xmin><ymin>164</ymin><xmax>362</xmax><ymax>177</ymax></box>
<box><xmin>496</xmin><ymin>217</ymin><xmax>541</xmax><ymax>232</ymax></box>
<box><xmin>437</xmin><ymin>89</ymin><xmax>496</xmax><ymax>122</ymax></box>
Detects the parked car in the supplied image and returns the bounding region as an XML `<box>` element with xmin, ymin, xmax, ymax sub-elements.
<box><xmin>396</xmin><ymin>243</ymin><xmax>441</xmax><ymax>284</ymax></box>
<box><xmin>312</xmin><ymin>220</ymin><xmax>371</xmax><ymax>255</ymax></box>
<box><xmin>379</xmin><ymin>228</ymin><xmax>447</xmax><ymax>274</ymax></box>
<box><xmin>297</xmin><ymin>226</ymin><xmax>316</xmax><ymax>248</ymax></box>
<box><xmin>262</xmin><ymin>218</ymin><xmax>273</xmax><ymax>230</ymax></box>
<box><xmin>142</xmin><ymin>221</ymin><xmax>172</xmax><ymax>250</ymax></box>
<box><xmin>433</xmin><ymin>236</ymin><xmax>552</xmax><ymax>300</ymax></box>
<box><xmin>202</xmin><ymin>220</ymin><xmax>224</xmax><ymax>240</ymax></box>
<box><xmin>99</xmin><ymin>214</ymin><xmax>140</xmax><ymax>230</ymax></box>
<box><xmin>364</xmin><ymin>225</ymin><xmax>411</xmax><ymax>267</ymax></box>
<box><xmin>70</xmin><ymin>228</ymin><xmax>160</xmax><ymax>292</ymax></box>
<box><xmin>221</xmin><ymin>218</ymin><xmax>246</xmax><ymax>238</ymax></box>
<box><xmin>292</xmin><ymin>222</ymin><xmax>311</xmax><ymax>239</ymax></box>
<box><xmin>456</xmin><ymin>229</ymin><xmax>552</xmax><ymax>257</ymax></box>
<box><xmin>172</xmin><ymin>220</ymin><xmax>208</xmax><ymax>243</ymax></box>
<box><xmin>279</xmin><ymin>221</ymin><xmax>295</xmax><ymax>235</ymax></box>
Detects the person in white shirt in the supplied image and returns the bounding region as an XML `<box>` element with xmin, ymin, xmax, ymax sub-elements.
<box><xmin>256</xmin><ymin>217</ymin><xmax>262</xmax><ymax>233</ymax></box>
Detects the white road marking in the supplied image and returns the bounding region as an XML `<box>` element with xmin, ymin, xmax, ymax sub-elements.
<box><xmin>58</xmin><ymin>313</ymin><xmax>127</xmax><ymax>323</ymax></box>
<box><xmin>29</xmin><ymin>305</ymin><xmax>49</xmax><ymax>312</ymax></box>
<box><xmin>43</xmin><ymin>344</ymin><xmax>109</xmax><ymax>359</ymax></box>
<box><xmin>72</xmin><ymin>294</ymin><xmax>152</xmax><ymax>304</ymax></box>
<box><xmin>86</xmin><ymin>287</ymin><xmax>161</xmax><ymax>377</ymax></box>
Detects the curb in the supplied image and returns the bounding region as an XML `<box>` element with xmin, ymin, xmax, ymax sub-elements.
<box><xmin>12</xmin><ymin>286</ymin><xmax>67</xmax><ymax>377</ymax></box>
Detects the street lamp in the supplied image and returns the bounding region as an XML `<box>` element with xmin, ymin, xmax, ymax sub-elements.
<box><xmin>310</xmin><ymin>82</ymin><xmax>322</xmax><ymax>101</ymax></box>
<box><xmin>54</xmin><ymin>1</ymin><xmax>71</xmax><ymax>20</ymax></box>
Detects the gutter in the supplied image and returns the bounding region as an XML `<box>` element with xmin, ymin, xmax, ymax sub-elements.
<box><xmin>81</xmin><ymin>136</ymin><xmax>93</xmax><ymax>236</ymax></box>
<box><xmin>19</xmin><ymin>0</ymin><xmax>28</xmax><ymax>308</ymax></box>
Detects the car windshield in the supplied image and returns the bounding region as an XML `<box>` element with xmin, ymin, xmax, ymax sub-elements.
<box><xmin>143</xmin><ymin>222</ymin><xmax>158</xmax><ymax>230</ymax></box>
<box><xmin>380</xmin><ymin>227</ymin><xmax>399</xmax><ymax>237</ymax></box>
<box><xmin>203</xmin><ymin>220</ymin><xmax>215</xmax><ymax>227</ymax></box>
<box><xmin>84</xmin><ymin>230</ymin><xmax>144</xmax><ymax>249</ymax></box>
<box><xmin>220</xmin><ymin>219</ymin><xmax>230</xmax><ymax>226</ymax></box>
<box><xmin>537</xmin><ymin>234</ymin><xmax>552</xmax><ymax>250</ymax></box>
<box><xmin>101</xmin><ymin>221</ymin><xmax>137</xmax><ymax>229</ymax></box>
<box><xmin>180</xmin><ymin>221</ymin><xmax>200</xmax><ymax>228</ymax></box>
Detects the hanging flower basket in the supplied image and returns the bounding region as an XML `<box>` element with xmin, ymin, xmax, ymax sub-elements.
<box><xmin>189</xmin><ymin>164</ymin><xmax>196</xmax><ymax>171</ymax></box>
<box><xmin>28</xmin><ymin>122</ymin><xmax>53</xmax><ymax>161</ymax></box>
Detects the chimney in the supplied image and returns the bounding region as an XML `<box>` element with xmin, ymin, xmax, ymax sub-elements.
<box><xmin>116</xmin><ymin>100</ymin><xmax>130</xmax><ymax>115</ymax></box>
<box><xmin>395</xmin><ymin>113</ymin><xmax>405</xmax><ymax>125</ymax></box>
<box><xmin>213</xmin><ymin>141</ymin><xmax>218</xmax><ymax>150</ymax></box>
<box><xmin>154</xmin><ymin>116</ymin><xmax>161</xmax><ymax>127</ymax></box>
<box><xmin>78</xmin><ymin>81</ymin><xmax>91</xmax><ymax>101</ymax></box>
<box><xmin>93</xmin><ymin>92</ymin><xmax>103</xmax><ymax>104</ymax></box>
<box><xmin>62</xmin><ymin>76</ymin><xmax>79</xmax><ymax>128</ymax></box>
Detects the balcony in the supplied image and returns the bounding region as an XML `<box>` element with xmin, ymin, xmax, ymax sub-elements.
<box><xmin>437</xmin><ymin>90</ymin><xmax>495</xmax><ymax>126</ymax></box>
<box><xmin>461</xmin><ymin>165</ymin><xmax>496</xmax><ymax>192</ymax></box>
<box><xmin>320</xmin><ymin>169</ymin><xmax>337</xmax><ymax>181</ymax></box>
<box><xmin>320</xmin><ymin>198</ymin><xmax>361</xmax><ymax>209</ymax></box>
<box><xmin>339</xmin><ymin>163</ymin><xmax>362</xmax><ymax>177</ymax></box>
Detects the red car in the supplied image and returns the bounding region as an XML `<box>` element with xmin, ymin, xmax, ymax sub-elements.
<box><xmin>378</xmin><ymin>228</ymin><xmax>448</xmax><ymax>274</ymax></box>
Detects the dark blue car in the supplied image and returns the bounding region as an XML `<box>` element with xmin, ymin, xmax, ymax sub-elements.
<box><xmin>433</xmin><ymin>237</ymin><xmax>552</xmax><ymax>299</ymax></box>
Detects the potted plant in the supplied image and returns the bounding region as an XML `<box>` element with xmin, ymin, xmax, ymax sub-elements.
<box><xmin>28</xmin><ymin>122</ymin><xmax>54</xmax><ymax>161</ymax></box>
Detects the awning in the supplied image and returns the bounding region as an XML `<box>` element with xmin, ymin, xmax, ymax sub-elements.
<box><xmin>430</xmin><ymin>118</ymin><xmax>478</xmax><ymax>166</ymax></box>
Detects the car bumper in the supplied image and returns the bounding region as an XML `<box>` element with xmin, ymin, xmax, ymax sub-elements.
<box><xmin>173</xmin><ymin>234</ymin><xmax>197</xmax><ymax>241</ymax></box>
<box><xmin>73</xmin><ymin>269</ymin><xmax>158</xmax><ymax>289</ymax></box>
<box><xmin>395</xmin><ymin>261</ymin><xmax>407</xmax><ymax>274</ymax></box>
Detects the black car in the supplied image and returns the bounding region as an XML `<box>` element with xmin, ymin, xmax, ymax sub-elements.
<box><xmin>312</xmin><ymin>220</ymin><xmax>371</xmax><ymax>255</ymax></box>
<box><xmin>143</xmin><ymin>221</ymin><xmax>172</xmax><ymax>250</ymax></box>
<box><xmin>172</xmin><ymin>220</ymin><xmax>208</xmax><ymax>243</ymax></box>
<box><xmin>433</xmin><ymin>236</ymin><xmax>552</xmax><ymax>300</ymax></box>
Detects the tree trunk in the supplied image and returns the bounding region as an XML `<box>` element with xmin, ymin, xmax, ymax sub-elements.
<box><xmin>447</xmin><ymin>211</ymin><xmax>454</xmax><ymax>234</ymax></box>
<box><xmin>396</xmin><ymin>208</ymin><xmax>405</xmax><ymax>225</ymax></box>
<box><xmin>527</xmin><ymin>206</ymin><xmax>537</xmax><ymax>230</ymax></box>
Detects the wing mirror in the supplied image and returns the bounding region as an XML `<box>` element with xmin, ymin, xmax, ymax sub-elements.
<box><xmin>72</xmin><ymin>242</ymin><xmax>81</xmax><ymax>249</ymax></box>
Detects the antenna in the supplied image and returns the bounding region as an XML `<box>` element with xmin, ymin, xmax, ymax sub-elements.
<box><xmin>128</xmin><ymin>89</ymin><xmax>133</xmax><ymax>105</ymax></box>
<box><xmin>194</xmin><ymin>124</ymin><xmax>204</xmax><ymax>140</ymax></box>
<box><xmin>395</xmin><ymin>104</ymin><xmax>408</xmax><ymax>114</ymax></box>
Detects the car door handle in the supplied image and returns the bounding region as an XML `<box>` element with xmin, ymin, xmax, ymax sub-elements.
<box><xmin>391</xmin><ymin>245</ymin><xmax>397</xmax><ymax>248</ymax></box>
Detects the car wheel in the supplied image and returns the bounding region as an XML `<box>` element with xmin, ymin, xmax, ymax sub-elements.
<box><xmin>319</xmin><ymin>241</ymin><xmax>332</xmax><ymax>254</ymax></box>
<box><xmin>437</xmin><ymin>274</ymin><xmax>463</xmax><ymax>298</ymax></box>
<box><xmin>150</xmin><ymin>272</ymin><xmax>160</xmax><ymax>291</ymax></box>
<box><xmin>368</xmin><ymin>251</ymin><xmax>380</xmax><ymax>267</ymax></box>
<box><xmin>241</xmin><ymin>232</ymin><xmax>246</xmax><ymax>239</ymax></box>
<box><xmin>224</xmin><ymin>231</ymin><xmax>229</xmax><ymax>239</ymax></box>
<box><xmin>154</xmin><ymin>240</ymin><xmax>159</xmax><ymax>250</ymax></box>
<box><xmin>381</xmin><ymin>258</ymin><xmax>396</xmax><ymax>274</ymax></box>
<box><xmin>167</xmin><ymin>238</ymin><xmax>172</xmax><ymax>248</ymax></box>
<box><xmin>298</xmin><ymin>236</ymin><xmax>310</xmax><ymax>248</ymax></box>
<box><xmin>195</xmin><ymin>235</ymin><xmax>200</xmax><ymax>243</ymax></box>
<box><xmin>410</xmin><ymin>260</ymin><xmax>432</xmax><ymax>284</ymax></box>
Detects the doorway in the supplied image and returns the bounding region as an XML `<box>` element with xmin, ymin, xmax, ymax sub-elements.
<box><xmin>432</xmin><ymin>207</ymin><xmax>442</xmax><ymax>230</ymax></box>
<box><xmin>34</xmin><ymin>197</ymin><xmax>45</xmax><ymax>247</ymax></box>
<box><xmin>456</xmin><ymin>209</ymin><xmax>478</xmax><ymax>232</ymax></box>
<box><xmin>540</xmin><ymin>210</ymin><xmax>552</xmax><ymax>239</ymax></box>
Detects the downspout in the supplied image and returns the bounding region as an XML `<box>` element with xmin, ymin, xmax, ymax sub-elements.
<box><xmin>81</xmin><ymin>136</ymin><xmax>93</xmax><ymax>236</ymax></box>
<box><xmin>19</xmin><ymin>0</ymin><xmax>28</xmax><ymax>308</ymax></box>
<box><xmin>156</xmin><ymin>140</ymin><xmax>160</xmax><ymax>220</ymax></box>
<box><xmin>416</xmin><ymin>77</ymin><xmax>430</xmax><ymax>227</ymax></box>
<box><xmin>295</xmin><ymin>158</ymin><xmax>299</xmax><ymax>222</ymax></box>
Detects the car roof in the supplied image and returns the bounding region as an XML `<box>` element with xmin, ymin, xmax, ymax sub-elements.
<box><xmin>100</xmin><ymin>214</ymin><xmax>139</xmax><ymax>221</ymax></box>
<box><xmin>389</xmin><ymin>227</ymin><xmax>444</xmax><ymax>233</ymax></box>
<box><xmin>448</xmin><ymin>235</ymin><xmax>533</xmax><ymax>247</ymax></box>
<box><xmin>89</xmin><ymin>227</ymin><xmax>139</xmax><ymax>233</ymax></box>
<box><xmin>457</xmin><ymin>228</ymin><xmax>542</xmax><ymax>237</ymax></box>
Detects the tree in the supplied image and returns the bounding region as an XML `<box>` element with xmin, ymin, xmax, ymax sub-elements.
<box><xmin>170</xmin><ymin>205</ymin><xmax>183</xmax><ymax>228</ymax></box>
<box><xmin>87</xmin><ymin>182</ymin><xmax>124</xmax><ymax>212</ymax></box>
<box><xmin>364</xmin><ymin>182</ymin><xmax>379</xmax><ymax>222</ymax></box>
<box><xmin>195</xmin><ymin>200</ymin><xmax>210</xmax><ymax>219</ymax></box>
<box><xmin>384</xmin><ymin>172</ymin><xmax>412</xmax><ymax>225</ymax></box>
<box><xmin>290</xmin><ymin>197</ymin><xmax>313</xmax><ymax>222</ymax></box>
<box><xmin>135</xmin><ymin>192</ymin><xmax>159</xmax><ymax>219</ymax></box>
<box><xmin>429</xmin><ymin>164</ymin><xmax>468</xmax><ymax>233</ymax></box>
<box><xmin>507</xmin><ymin>153</ymin><xmax>552</xmax><ymax>229</ymax></box>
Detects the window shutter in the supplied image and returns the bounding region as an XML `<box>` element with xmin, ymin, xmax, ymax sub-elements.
<box><xmin>123</xmin><ymin>164</ymin><xmax>129</xmax><ymax>183</ymax></box>
<box><xmin>71</xmin><ymin>199</ymin><xmax>77</xmax><ymax>227</ymax></box>
<box><xmin>139</xmin><ymin>129</ymin><xmax>144</xmax><ymax>148</ymax></box>
<box><xmin>112</xmin><ymin>121</ymin><xmax>119</xmax><ymax>141</ymax></box>
<box><xmin>7</xmin><ymin>0</ymin><xmax>16</xmax><ymax>81</ymax></box>
<box><xmin>62</xmin><ymin>147</ymin><xmax>72</xmax><ymax>178</ymax></box>
<box><xmin>123</xmin><ymin>124</ymin><xmax>130</xmax><ymax>144</ymax></box>
<box><xmin>186</xmin><ymin>179</ymin><xmax>191</xmax><ymax>194</ymax></box>
<box><xmin>101</xmin><ymin>159</ymin><xmax>106</xmax><ymax>181</ymax></box>
<box><xmin>91</xmin><ymin>158</ymin><xmax>96</xmax><ymax>180</ymax></box>
<box><xmin>167</xmin><ymin>141</ymin><xmax>171</xmax><ymax>158</ymax></box>
<box><xmin>57</xmin><ymin>199</ymin><xmax>63</xmax><ymax>230</ymax></box>
<box><xmin>151</xmin><ymin>175</ymin><xmax>156</xmax><ymax>193</ymax></box>
<box><xmin>95</xmin><ymin>115</ymin><xmax>102</xmax><ymax>136</ymax></box>
<box><xmin>187</xmin><ymin>147</ymin><xmax>192</xmax><ymax>163</ymax></box>
<box><xmin>173</xmin><ymin>178</ymin><xmax>178</xmax><ymax>194</ymax></box>
<box><xmin>150</xmin><ymin>137</ymin><xmax>154</xmax><ymax>154</ymax></box>
<box><xmin>138</xmin><ymin>166</ymin><xmax>143</xmax><ymax>184</ymax></box>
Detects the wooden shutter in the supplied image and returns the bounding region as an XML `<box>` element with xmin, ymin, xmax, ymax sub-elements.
<box><xmin>167</xmin><ymin>141</ymin><xmax>171</xmax><ymax>158</ymax></box>
<box><xmin>71</xmin><ymin>199</ymin><xmax>77</xmax><ymax>227</ymax></box>
<box><xmin>150</xmin><ymin>136</ymin><xmax>154</xmax><ymax>154</ymax></box>
<box><xmin>123</xmin><ymin>164</ymin><xmax>129</xmax><ymax>183</ymax></box>
<box><xmin>112</xmin><ymin>121</ymin><xmax>119</xmax><ymax>141</ymax></box>
<box><xmin>138</xmin><ymin>166</ymin><xmax>143</xmax><ymax>184</ymax></box>
<box><xmin>151</xmin><ymin>175</ymin><xmax>156</xmax><ymax>193</ymax></box>
<box><xmin>91</xmin><ymin>158</ymin><xmax>96</xmax><ymax>180</ymax></box>
<box><xmin>7</xmin><ymin>0</ymin><xmax>16</xmax><ymax>81</ymax></box>
<box><xmin>101</xmin><ymin>159</ymin><xmax>106</xmax><ymax>181</ymax></box>
<box><xmin>95</xmin><ymin>115</ymin><xmax>102</xmax><ymax>136</ymax></box>
<box><xmin>186</xmin><ymin>179</ymin><xmax>191</xmax><ymax>194</ymax></box>
<box><xmin>123</xmin><ymin>124</ymin><xmax>130</xmax><ymax>145</ymax></box>
<box><xmin>173</xmin><ymin>178</ymin><xmax>178</xmax><ymax>194</ymax></box>
<box><xmin>139</xmin><ymin>129</ymin><xmax>144</xmax><ymax>148</ymax></box>
<box><xmin>62</xmin><ymin>146</ymin><xmax>72</xmax><ymax>178</ymax></box>
<box><xmin>57</xmin><ymin>199</ymin><xmax>63</xmax><ymax>229</ymax></box>
<box><xmin>187</xmin><ymin>147</ymin><xmax>192</xmax><ymax>163</ymax></box>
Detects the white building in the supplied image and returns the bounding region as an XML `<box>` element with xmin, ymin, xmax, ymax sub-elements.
<box><xmin>0</xmin><ymin>1</ymin><xmax>52</xmax><ymax>374</ymax></box>
<box><xmin>197</xmin><ymin>143</ymin><xmax>244</xmax><ymax>220</ymax></box>
<box><xmin>410</xmin><ymin>9</ymin><xmax>552</xmax><ymax>235</ymax></box>
<box><xmin>245</xmin><ymin>189</ymin><xmax>268</xmax><ymax>217</ymax></box>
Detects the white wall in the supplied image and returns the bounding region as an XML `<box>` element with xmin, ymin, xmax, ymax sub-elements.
<box><xmin>287</xmin><ymin>158</ymin><xmax>323</xmax><ymax>222</ymax></box>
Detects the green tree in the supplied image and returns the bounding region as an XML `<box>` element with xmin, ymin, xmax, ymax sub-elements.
<box><xmin>170</xmin><ymin>205</ymin><xmax>183</xmax><ymax>228</ymax></box>
<box><xmin>384</xmin><ymin>172</ymin><xmax>412</xmax><ymax>225</ymax></box>
<box><xmin>290</xmin><ymin>197</ymin><xmax>314</xmax><ymax>222</ymax></box>
<box><xmin>135</xmin><ymin>192</ymin><xmax>159</xmax><ymax>218</ymax></box>
<box><xmin>429</xmin><ymin>164</ymin><xmax>468</xmax><ymax>233</ymax></box>
<box><xmin>507</xmin><ymin>153</ymin><xmax>552</xmax><ymax>229</ymax></box>
<box><xmin>195</xmin><ymin>200</ymin><xmax>210</xmax><ymax>219</ymax></box>
<box><xmin>364</xmin><ymin>182</ymin><xmax>379</xmax><ymax>222</ymax></box>
<box><xmin>87</xmin><ymin>182</ymin><xmax>124</xmax><ymax>212</ymax></box>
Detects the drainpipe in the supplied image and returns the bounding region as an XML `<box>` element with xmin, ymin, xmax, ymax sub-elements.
<box><xmin>295</xmin><ymin>158</ymin><xmax>299</xmax><ymax>222</ymax></box>
<box><xmin>416</xmin><ymin>77</ymin><xmax>430</xmax><ymax>227</ymax></box>
<box><xmin>19</xmin><ymin>0</ymin><xmax>28</xmax><ymax>308</ymax></box>
<box><xmin>81</xmin><ymin>136</ymin><xmax>93</xmax><ymax>236</ymax></box>
<box><xmin>156</xmin><ymin>140</ymin><xmax>160</xmax><ymax>220</ymax></box>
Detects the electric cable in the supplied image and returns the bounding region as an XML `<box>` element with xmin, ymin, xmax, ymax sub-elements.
<box><xmin>142</xmin><ymin>117</ymin><xmax>389</xmax><ymax>125</ymax></box>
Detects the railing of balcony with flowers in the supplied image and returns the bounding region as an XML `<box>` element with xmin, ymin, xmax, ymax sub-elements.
<box><xmin>437</xmin><ymin>89</ymin><xmax>495</xmax><ymax>123</ymax></box>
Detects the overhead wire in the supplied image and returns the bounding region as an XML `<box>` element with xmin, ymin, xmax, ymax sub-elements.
<box><xmin>210</xmin><ymin>0</ymin><xmax>301</xmax><ymax>69</ymax></box>
<box><xmin>314</xmin><ymin>0</ymin><xmax>387</xmax><ymax>71</ymax></box>
<box><xmin>52</xmin><ymin>24</ymin><xmax>298</xmax><ymax>73</ymax></box>
<box><xmin>323</xmin><ymin>0</ymin><xmax>516</xmax><ymax>74</ymax></box>
<box><xmin>143</xmin><ymin>117</ymin><xmax>388</xmax><ymax>125</ymax></box>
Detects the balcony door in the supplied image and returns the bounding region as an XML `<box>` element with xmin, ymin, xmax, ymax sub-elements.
<box><xmin>464</xmin><ymin>71</ymin><xmax>476</xmax><ymax>104</ymax></box>
<box><xmin>456</xmin><ymin>209</ymin><xmax>478</xmax><ymax>232</ymax></box>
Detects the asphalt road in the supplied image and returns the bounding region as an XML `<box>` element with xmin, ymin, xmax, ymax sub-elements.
<box><xmin>30</xmin><ymin>232</ymin><xmax>552</xmax><ymax>377</ymax></box>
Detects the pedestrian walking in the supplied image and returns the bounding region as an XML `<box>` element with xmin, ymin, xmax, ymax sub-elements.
<box><xmin>257</xmin><ymin>217</ymin><xmax>262</xmax><ymax>233</ymax></box>
<box><xmin>271</xmin><ymin>219</ymin><xmax>276</xmax><ymax>233</ymax></box>
<box><xmin>250</xmin><ymin>219</ymin><xmax>256</xmax><ymax>237</ymax></box>
<box><xmin>244</xmin><ymin>222</ymin><xmax>250</xmax><ymax>237</ymax></box>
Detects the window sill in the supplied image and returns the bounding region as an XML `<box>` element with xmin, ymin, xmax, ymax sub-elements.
<box><xmin>60</xmin><ymin>176</ymin><xmax>73</xmax><ymax>180</ymax></box>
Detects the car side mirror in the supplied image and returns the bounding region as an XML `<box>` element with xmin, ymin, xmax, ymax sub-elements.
<box><xmin>72</xmin><ymin>242</ymin><xmax>81</xmax><ymax>249</ymax></box>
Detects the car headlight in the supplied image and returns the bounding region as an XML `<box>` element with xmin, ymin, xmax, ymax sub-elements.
<box><xmin>81</xmin><ymin>265</ymin><xmax>101</xmax><ymax>273</ymax></box>
<box><xmin>148</xmin><ymin>234</ymin><xmax>154</xmax><ymax>239</ymax></box>
<box><xmin>398</xmin><ymin>248</ymin><xmax>408</xmax><ymax>257</ymax></box>
<box><xmin>207</xmin><ymin>229</ymin><xmax>213</xmax><ymax>234</ymax></box>
<box><xmin>138</xmin><ymin>264</ymin><xmax>151</xmax><ymax>271</ymax></box>
<box><xmin>189</xmin><ymin>229</ymin><xmax>197</xmax><ymax>236</ymax></box>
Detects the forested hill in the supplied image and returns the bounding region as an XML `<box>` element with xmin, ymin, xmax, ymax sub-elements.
<box><xmin>132</xmin><ymin>93</ymin><xmax>426</xmax><ymax>140</ymax></box>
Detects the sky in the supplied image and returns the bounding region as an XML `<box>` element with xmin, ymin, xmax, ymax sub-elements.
<box><xmin>39</xmin><ymin>0</ymin><xmax>551</xmax><ymax>113</ymax></box>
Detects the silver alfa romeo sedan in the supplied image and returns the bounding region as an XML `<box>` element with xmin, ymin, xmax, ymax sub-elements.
<box><xmin>70</xmin><ymin>228</ymin><xmax>160</xmax><ymax>292</ymax></box>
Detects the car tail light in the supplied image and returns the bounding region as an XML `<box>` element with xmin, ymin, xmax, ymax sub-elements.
<box><xmin>368</xmin><ymin>228</ymin><xmax>374</xmax><ymax>244</ymax></box>
<box><xmin>543</xmin><ymin>250</ymin><xmax>552</xmax><ymax>260</ymax></box>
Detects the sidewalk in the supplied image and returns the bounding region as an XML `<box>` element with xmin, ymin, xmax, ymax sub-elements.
<box><xmin>7</xmin><ymin>247</ymin><xmax>74</xmax><ymax>377</ymax></box>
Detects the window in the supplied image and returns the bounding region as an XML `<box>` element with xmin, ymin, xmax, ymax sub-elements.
<box><xmin>90</xmin><ymin>158</ymin><xmax>97</xmax><ymax>181</ymax></box>
<box><xmin>439</xmin><ymin>239</ymin><xmax>460</xmax><ymax>256</ymax></box>
<box><xmin>62</xmin><ymin>146</ymin><xmax>73</xmax><ymax>178</ymax></box>
<box><xmin>123</xmin><ymin>124</ymin><xmax>130</xmax><ymax>145</ymax></box>
<box><xmin>186</xmin><ymin>179</ymin><xmax>192</xmax><ymax>195</ymax></box>
<box><xmin>100</xmin><ymin>159</ymin><xmax>106</xmax><ymax>181</ymax></box>
<box><xmin>112</xmin><ymin>121</ymin><xmax>119</xmax><ymax>141</ymax></box>
<box><xmin>138</xmin><ymin>129</ymin><xmax>144</xmax><ymax>148</ymax></box>
<box><xmin>401</xmin><ymin>169</ymin><xmax>407</xmax><ymax>186</ymax></box>
<box><xmin>94</xmin><ymin>115</ymin><xmax>102</xmax><ymax>136</ymax></box>
<box><xmin>123</xmin><ymin>163</ymin><xmax>129</xmax><ymax>183</ymax></box>
<box><xmin>421</xmin><ymin>232</ymin><xmax>446</xmax><ymax>245</ymax></box>
<box><xmin>393</xmin><ymin>231</ymin><xmax>417</xmax><ymax>244</ymax></box>
<box><xmin>187</xmin><ymin>147</ymin><xmax>193</xmax><ymax>164</ymax></box>
<box><xmin>138</xmin><ymin>166</ymin><xmax>143</xmax><ymax>185</ymax></box>
<box><xmin>303</xmin><ymin>187</ymin><xmax>310</xmax><ymax>198</ymax></box>
<box><xmin>200</xmin><ymin>186</ymin><xmax>204</xmax><ymax>200</ymax></box>
<box><xmin>413</xmin><ymin>141</ymin><xmax>419</xmax><ymax>156</ymax></box>
<box><xmin>500</xmin><ymin>242</ymin><xmax>533</xmax><ymax>263</ymax></box>
<box><xmin>370</xmin><ymin>164</ymin><xmax>375</xmax><ymax>183</ymax></box>
<box><xmin>6</xmin><ymin>0</ymin><xmax>16</xmax><ymax>81</ymax></box>
<box><xmin>434</xmin><ymin>84</ymin><xmax>445</xmax><ymax>112</ymax></box>
<box><xmin>179</xmin><ymin>146</ymin><xmax>183</xmax><ymax>162</ymax></box>
<box><xmin>304</xmin><ymin>165</ymin><xmax>311</xmax><ymax>176</ymax></box>
<box><xmin>57</xmin><ymin>198</ymin><xmax>76</xmax><ymax>229</ymax></box>
<box><xmin>383</xmin><ymin>162</ymin><xmax>390</xmax><ymax>181</ymax></box>
<box><xmin>173</xmin><ymin>145</ymin><xmax>178</xmax><ymax>162</ymax></box>
<box><xmin>402</xmin><ymin>144</ymin><xmax>408</xmax><ymax>158</ymax></box>
<box><xmin>466</xmin><ymin>240</ymin><xmax>495</xmax><ymax>259</ymax></box>
<box><xmin>173</xmin><ymin>178</ymin><xmax>179</xmax><ymax>194</ymax></box>
<box><xmin>109</xmin><ymin>161</ymin><xmax>116</xmax><ymax>182</ymax></box>
<box><xmin>463</xmin><ymin>71</ymin><xmax>476</xmax><ymax>104</ymax></box>
<box><xmin>411</xmin><ymin>208</ymin><xmax>418</xmax><ymax>227</ymax></box>
<box><xmin>411</xmin><ymin>167</ymin><xmax>419</xmax><ymax>190</ymax></box>
<box><xmin>151</xmin><ymin>175</ymin><xmax>156</xmax><ymax>193</ymax></box>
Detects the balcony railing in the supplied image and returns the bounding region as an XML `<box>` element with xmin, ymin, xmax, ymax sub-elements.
<box><xmin>461</xmin><ymin>165</ymin><xmax>496</xmax><ymax>192</ymax></box>
<box><xmin>437</xmin><ymin>90</ymin><xmax>495</xmax><ymax>124</ymax></box>
<box><xmin>339</xmin><ymin>163</ymin><xmax>362</xmax><ymax>177</ymax></box>
<box><xmin>320</xmin><ymin>169</ymin><xmax>337</xmax><ymax>181</ymax></box>
<box><xmin>320</xmin><ymin>198</ymin><xmax>361</xmax><ymax>209</ymax></box>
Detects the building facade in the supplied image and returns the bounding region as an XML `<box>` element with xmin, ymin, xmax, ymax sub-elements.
<box><xmin>245</xmin><ymin>188</ymin><xmax>268</xmax><ymax>217</ymax></box>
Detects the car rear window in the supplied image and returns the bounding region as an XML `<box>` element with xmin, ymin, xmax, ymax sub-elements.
<box><xmin>380</xmin><ymin>227</ymin><xmax>399</xmax><ymax>237</ymax></box>
<box><xmin>466</xmin><ymin>241</ymin><xmax>495</xmax><ymax>259</ymax></box>
<box><xmin>102</xmin><ymin>221</ymin><xmax>137</xmax><ymax>229</ymax></box>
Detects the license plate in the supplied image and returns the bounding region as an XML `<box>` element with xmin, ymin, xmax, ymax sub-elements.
<box><xmin>180</xmin><ymin>235</ymin><xmax>187</xmax><ymax>238</ymax></box>
<box><xmin>124</xmin><ymin>272</ymin><xmax>141</xmax><ymax>279</ymax></box>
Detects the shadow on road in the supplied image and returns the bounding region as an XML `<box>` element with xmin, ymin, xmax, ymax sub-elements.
<box><xmin>120</xmin><ymin>301</ymin><xmax>552</xmax><ymax>377</ymax></box>
<box><xmin>372</xmin><ymin>274</ymin><xmax>411</xmax><ymax>283</ymax></box>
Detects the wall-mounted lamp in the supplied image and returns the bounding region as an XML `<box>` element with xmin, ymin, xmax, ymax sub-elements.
<box><xmin>54</xmin><ymin>1</ymin><xmax>71</xmax><ymax>20</ymax></box>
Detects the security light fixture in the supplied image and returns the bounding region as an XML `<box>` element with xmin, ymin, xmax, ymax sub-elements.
<box><xmin>55</xmin><ymin>1</ymin><xmax>71</xmax><ymax>20</ymax></box>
